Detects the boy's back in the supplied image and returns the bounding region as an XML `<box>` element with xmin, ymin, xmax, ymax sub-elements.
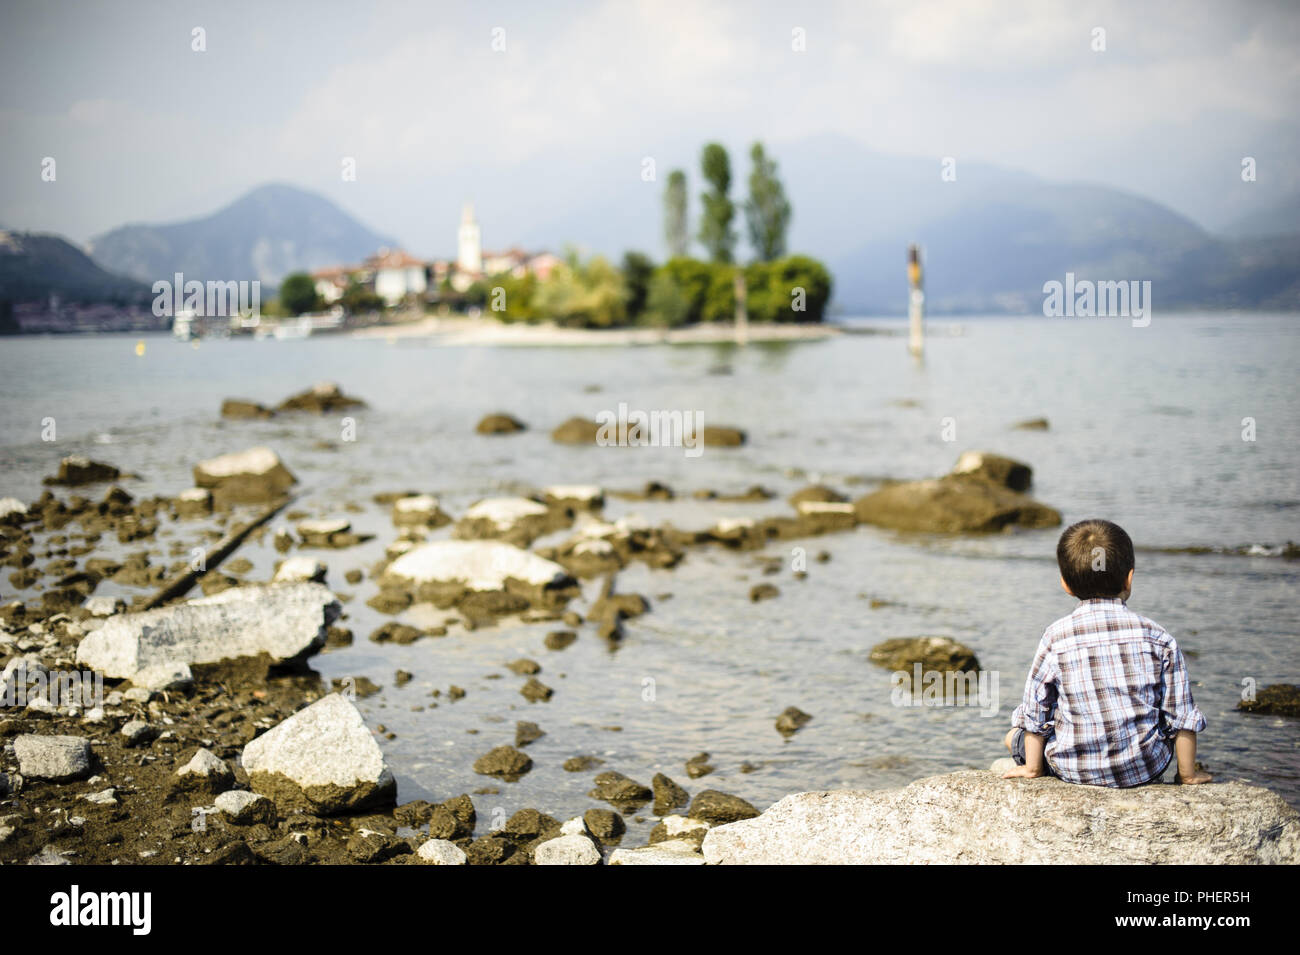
<box><xmin>1013</xmin><ymin>596</ymin><xmax>1205</xmax><ymax>788</ymax></box>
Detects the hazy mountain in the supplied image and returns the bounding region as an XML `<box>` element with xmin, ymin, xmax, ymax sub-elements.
<box><xmin>0</xmin><ymin>231</ymin><xmax>150</xmax><ymax>304</ymax></box>
<box><xmin>88</xmin><ymin>183</ymin><xmax>396</xmax><ymax>288</ymax></box>
<box><xmin>1219</xmin><ymin>192</ymin><xmax>1300</xmax><ymax>239</ymax></box>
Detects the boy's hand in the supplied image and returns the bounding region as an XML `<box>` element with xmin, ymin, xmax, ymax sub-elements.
<box><xmin>1002</xmin><ymin>765</ymin><xmax>1046</xmax><ymax>779</ymax></box>
<box><xmin>1175</xmin><ymin>770</ymin><xmax>1212</xmax><ymax>785</ymax></box>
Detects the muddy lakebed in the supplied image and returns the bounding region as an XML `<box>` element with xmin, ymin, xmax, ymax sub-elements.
<box><xmin>1</xmin><ymin>314</ymin><xmax>1298</xmax><ymax>863</ymax></box>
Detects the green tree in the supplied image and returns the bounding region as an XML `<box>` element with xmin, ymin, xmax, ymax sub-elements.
<box><xmin>697</xmin><ymin>143</ymin><xmax>735</xmax><ymax>264</ymax></box>
<box><xmin>340</xmin><ymin>277</ymin><xmax>383</xmax><ymax>314</ymax></box>
<box><xmin>279</xmin><ymin>272</ymin><xmax>321</xmax><ymax>316</ymax></box>
<box><xmin>664</xmin><ymin>170</ymin><xmax>689</xmax><ymax>258</ymax></box>
<box><xmin>621</xmin><ymin>251</ymin><xmax>655</xmax><ymax>321</ymax></box>
<box><xmin>533</xmin><ymin>254</ymin><xmax>627</xmax><ymax>328</ymax></box>
<box><xmin>743</xmin><ymin>143</ymin><xmax>792</xmax><ymax>261</ymax></box>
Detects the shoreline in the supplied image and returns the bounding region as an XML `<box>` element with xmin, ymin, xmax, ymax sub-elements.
<box><xmin>349</xmin><ymin>316</ymin><xmax>845</xmax><ymax>347</ymax></box>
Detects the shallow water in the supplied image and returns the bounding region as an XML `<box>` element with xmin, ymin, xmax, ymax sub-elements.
<box><xmin>1</xmin><ymin>313</ymin><xmax>1297</xmax><ymax>836</ymax></box>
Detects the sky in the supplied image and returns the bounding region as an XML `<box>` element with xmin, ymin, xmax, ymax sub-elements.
<box><xmin>1</xmin><ymin>0</ymin><xmax>1297</xmax><ymax>258</ymax></box>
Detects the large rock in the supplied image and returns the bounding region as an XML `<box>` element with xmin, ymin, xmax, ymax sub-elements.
<box><xmin>240</xmin><ymin>693</ymin><xmax>395</xmax><ymax>815</ymax></box>
<box><xmin>551</xmin><ymin>417</ymin><xmax>602</xmax><ymax>444</ymax></box>
<box><xmin>193</xmin><ymin>446</ymin><xmax>296</xmax><ymax>504</ymax></box>
<box><xmin>950</xmin><ymin>451</ymin><xmax>1033</xmax><ymax>492</ymax></box>
<box><xmin>702</xmin><ymin>771</ymin><xmax>1300</xmax><ymax>864</ymax></box>
<box><xmin>853</xmin><ymin>475</ymin><xmax>1060</xmax><ymax>533</ymax></box>
<box><xmin>1237</xmin><ymin>684</ymin><xmax>1300</xmax><ymax>717</ymax></box>
<box><xmin>13</xmin><ymin>734</ymin><xmax>93</xmax><ymax>781</ymax></box>
<box><xmin>75</xmin><ymin>582</ymin><xmax>339</xmax><ymax>680</ymax></box>
<box><xmin>378</xmin><ymin>540</ymin><xmax>579</xmax><ymax>615</ymax></box>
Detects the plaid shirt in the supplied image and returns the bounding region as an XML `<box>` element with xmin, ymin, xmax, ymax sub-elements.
<box><xmin>1011</xmin><ymin>597</ymin><xmax>1206</xmax><ymax>788</ymax></box>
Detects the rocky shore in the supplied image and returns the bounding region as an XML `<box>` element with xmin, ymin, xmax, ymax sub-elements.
<box><xmin>2</xmin><ymin>387</ymin><xmax>1295</xmax><ymax>865</ymax></box>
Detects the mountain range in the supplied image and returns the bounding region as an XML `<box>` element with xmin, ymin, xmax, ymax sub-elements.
<box><xmin>1</xmin><ymin>137</ymin><xmax>1296</xmax><ymax>313</ymax></box>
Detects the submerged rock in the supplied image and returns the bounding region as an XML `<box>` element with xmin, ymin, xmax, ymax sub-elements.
<box><xmin>551</xmin><ymin>417</ymin><xmax>602</xmax><ymax>444</ymax></box>
<box><xmin>473</xmin><ymin>745</ymin><xmax>533</xmax><ymax>781</ymax></box>
<box><xmin>44</xmin><ymin>456</ymin><xmax>120</xmax><ymax>487</ymax></box>
<box><xmin>1237</xmin><ymin>684</ymin><xmax>1300</xmax><ymax>718</ymax></box>
<box><xmin>869</xmin><ymin>636</ymin><xmax>980</xmax><ymax>673</ymax></box>
<box><xmin>220</xmin><ymin>398</ymin><xmax>274</xmax><ymax>420</ymax></box>
<box><xmin>701</xmin><ymin>771</ymin><xmax>1300</xmax><ymax>864</ymax></box>
<box><xmin>950</xmin><ymin>451</ymin><xmax>1034</xmax><ymax>492</ymax></box>
<box><xmin>193</xmin><ymin>446</ymin><xmax>296</xmax><ymax>504</ymax></box>
<box><xmin>853</xmin><ymin>475</ymin><xmax>1060</xmax><ymax>533</ymax></box>
<box><xmin>588</xmin><ymin>771</ymin><xmax>652</xmax><ymax>808</ymax></box>
<box><xmin>475</xmin><ymin>413</ymin><xmax>527</xmax><ymax>435</ymax></box>
<box><xmin>240</xmin><ymin>693</ymin><xmax>395</xmax><ymax>815</ymax></box>
<box><xmin>75</xmin><ymin>582</ymin><xmax>339</xmax><ymax>680</ymax></box>
<box><xmin>1013</xmin><ymin>417</ymin><xmax>1050</xmax><ymax>431</ymax></box>
<box><xmin>775</xmin><ymin>706</ymin><xmax>813</xmax><ymax>737</ymax></box>
<box><xmin>275</xmin><ymin>381</ymin><xmax>365</xmax><ymax>414</ymax></box>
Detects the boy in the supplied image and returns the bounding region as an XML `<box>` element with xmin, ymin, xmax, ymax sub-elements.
<box><xmin>1002</xmin><ymin>519</ymin><xmax>1211</xmax><ymax>787</ymax></box>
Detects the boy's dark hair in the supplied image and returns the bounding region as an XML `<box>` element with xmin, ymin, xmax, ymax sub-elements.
<box><xmin>1057</xmin><ymin>519</ymin><xmax>1135</xmax><ymax>598</ymax></box>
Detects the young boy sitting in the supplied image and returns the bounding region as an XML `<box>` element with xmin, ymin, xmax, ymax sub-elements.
<box><xmin>1002</xmin><ymin>519</ymin><xmax>1211</xmax><ymax>787</ymax></box>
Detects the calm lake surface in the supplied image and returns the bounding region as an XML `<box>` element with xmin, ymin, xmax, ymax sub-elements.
<box><xmin>2</xmin><ymin>313</ymin><xmax>1297</xmax><ymax>831</ymax></box>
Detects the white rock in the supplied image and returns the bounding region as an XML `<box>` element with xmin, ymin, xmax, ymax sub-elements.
<box><xmin>560</xmin><ymin>816</ymin><xmax>588</xmax><ymax>836</ymax></box>
<box><xmin>214</xmin><ymin>789</ymin><xmax>275</xmax><ymax>824</ymax></box>
<box><xmin>543</xmin><ymin>485</ymin><xmax>604</xmax><ymax>506</ymax></box>
<box><xmin>416</xmin><ymin>839</ymin><xmax>468</xmax><ymax>865</ymax></box>
<box><xmin>383</xmin><ymin>540</ymin><xmax>571</xmax><ymax>591</ymax></box>
<box><xmin>82</xmin><ymin>788</ymin><xmax>118</xmax><ymax>807</ymax></box>
<box><xmin>534</xmin><ymin>833</ymin><xmax>602</xmax><ymax>865</ymax></box>
<box><xmin>75</xmin><ymin>582</ymin><xmax>338</xmax><ymax>680</ymax></box>
<box><xmin>176</xmin><ymin>748</ymin><xmax>232</xmax><ymax>783</ymax></box>
<box><xmin>0</xmin><ymin>498</ymin><xmax>28</xmax><ymax>521</ymax></box>
<box><xmin>240</xmin><ymin>693</ymin><xmax>394</xmax><ymax>815</ymax></box>
<box><xmin>131</xmin><ymin>662</ymin><xmax>193</xmax><ymax>692</ymax></box>
<box><xmin>82</xmin><ymin>595</ymin><xmax>126</xmax><ymax>617</ymax></box>
<box><xmin>701</xmin><ymin>771</ymin><xmax>1300</xmax><ymax>865</ymax></box>
<box><xmin>391</xmin><ymin>495</ymin><xmax>449</xmax><ymax>526</ymax></box>
<box><xmin>297</xmin><ymin>518</ymin><xmax>350</xmax><ymax>537</ymax></box>
<box><xmin>273</xmin><ymin>556</ymin><xmax>328</xmax><ymax>583</ymax></box>
<box><xmin>461</xmin><ymin>497</ymin><xmax>548</xmax><ymax>529</ymax></box>
<box><xmin>13</xmin><ymin>735</ymin><xmax>93</xmax><ymax>781</ymax></box>
<box><xmin>657</xmin><ymin>814</ymin><xmax>711</xmax><ymax>838</ymax></box>
<box><xmin>608</xmin><ymin>839</ymin><xmax>706</xmax><ymax>866</ymax></box>
<box><xmin>195</xmin><ymin>446</ymin><xmax>284</xmax><ymax>480</ymax></box>
<box><xmin>795</xmin><ymin>500</ymin><xmax>855</xmax><ymax>515</ymax></box>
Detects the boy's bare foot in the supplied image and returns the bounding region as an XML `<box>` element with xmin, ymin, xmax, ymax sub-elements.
<box><xmin>1001</xmin><ymin>764</ymin><xmax>1047</xmax><ymax>779</ymax></box>
<box><xmin>1176</xmin><ymin>770</ymin><xmax>1213</xmax><ymax>785</ymax></box>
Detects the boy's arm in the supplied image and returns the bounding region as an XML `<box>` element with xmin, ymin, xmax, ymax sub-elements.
<box><xmin>1161</xmin><ymin>640</ymin><xmax>1210</xmax><ymax>784</ymax></box>
<box><xmin>1003</xmin><ymin>634</ymin><xmax>1056</xmax><ymax>779</ymax></box>
<box><xmin>1174</xmin><ymin>729</ymin><xmax>1211</xmax><ymax>784</ymax></box>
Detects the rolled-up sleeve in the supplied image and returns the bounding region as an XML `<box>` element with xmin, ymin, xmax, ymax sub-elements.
<box><xmin>1011</xmin><ymin>634</ymin><xmax>1058</xmax><ymax>736</ymax></box>
<box><xmin>1159</xmin><ymin>643</ymin><xmax>1207</xmax><ymax>736</ymax></box>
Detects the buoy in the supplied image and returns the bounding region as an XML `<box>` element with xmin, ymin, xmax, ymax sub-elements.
<box><xmin>134</xmin><ymin>340</ymin><xmax>146</xmax><ymax>357</ymax></box>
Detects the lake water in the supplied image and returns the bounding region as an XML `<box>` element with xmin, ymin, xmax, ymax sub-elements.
<box><xmin>1</xmin><ymin>313</ymin><xmax>1297</xmax><ymax>833</ymax></box>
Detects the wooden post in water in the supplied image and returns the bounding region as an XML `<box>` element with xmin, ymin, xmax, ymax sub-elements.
<box><xmin>734</xmin><ymin>267</ymin><xmax>749</xmax><ymax>346</ymax></box>
<box><xmin>907</xmin><ymin>244</ymin><xmax>924</xmax><ymax>357</ymax></box>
